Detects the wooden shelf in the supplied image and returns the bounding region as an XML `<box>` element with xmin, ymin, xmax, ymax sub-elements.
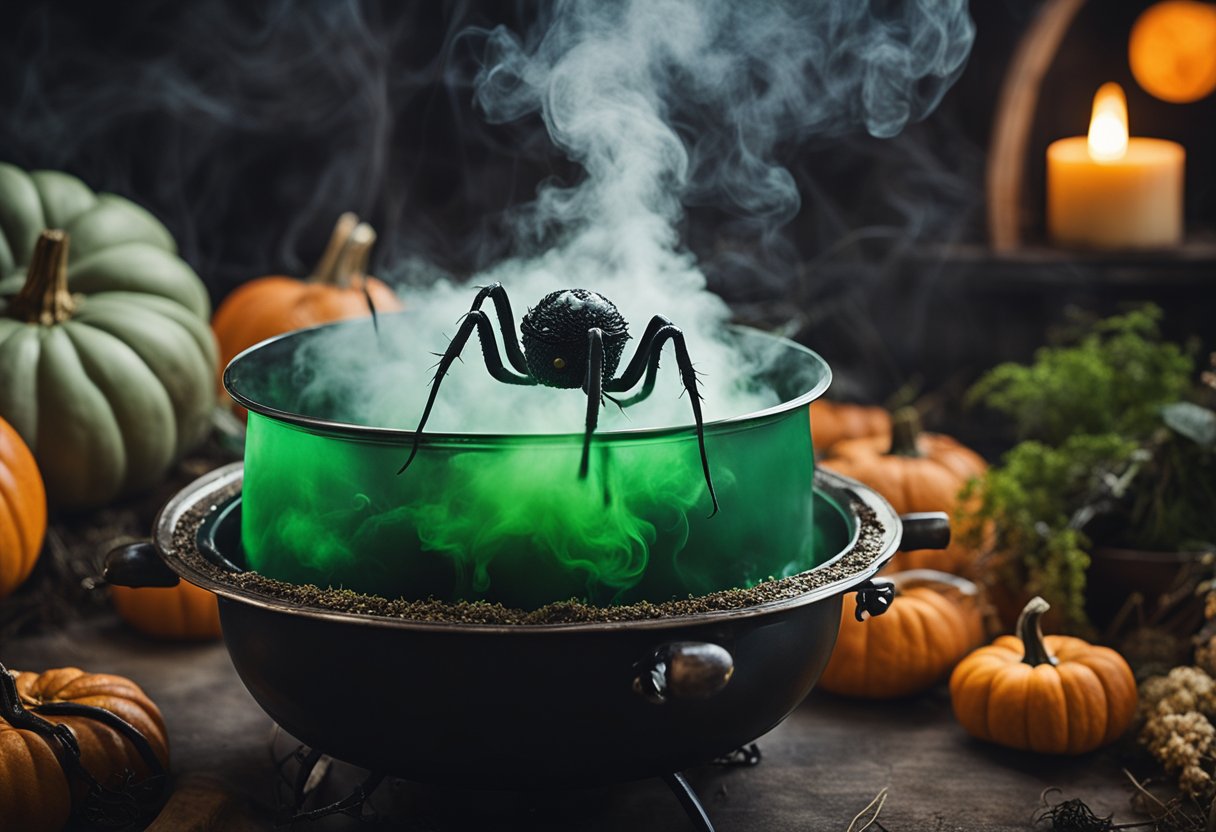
<box><xmin>908</xmin><ymin>237</ymin><xmax>1216</xmax><ymax>289</ymax></box>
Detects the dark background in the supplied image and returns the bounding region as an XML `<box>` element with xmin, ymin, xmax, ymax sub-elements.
<box><xmin>1</xmin><ymin>0</ymin><xmax>1212</xmax><ymax>425</ymax></box>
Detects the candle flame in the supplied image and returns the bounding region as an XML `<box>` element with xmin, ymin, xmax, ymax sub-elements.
<box><xmin>1088</xmin><ymin>82</ymin><xmax>1129</xmax><ymax>162</ymax></box>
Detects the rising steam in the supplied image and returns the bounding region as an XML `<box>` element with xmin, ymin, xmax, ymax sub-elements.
<box><xmin>296</xmin><ymin>0</ymin><xmax>975</xmax><ymax>435</ymax></box>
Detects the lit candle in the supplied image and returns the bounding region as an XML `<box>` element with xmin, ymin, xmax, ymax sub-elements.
<box><xmin>1046</xmin><ymin>83</ymin><xmax>1185</xmax><ymax>249</ymax></box>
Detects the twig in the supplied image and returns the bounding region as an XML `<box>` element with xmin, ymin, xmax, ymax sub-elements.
<box><xmin>1121</xmin><ymin>769</ymin><xmax>1210</xmax><ymax>832</ymax></box>
<box><xmin>846</xmin><ymin>787</ymin><xmax>889</xmax><ymax>832</ymax></box>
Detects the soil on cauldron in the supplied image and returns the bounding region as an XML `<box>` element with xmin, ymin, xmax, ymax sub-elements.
<box><xmin>173</xmin><ymin>489</ymin><xmax>887</xmax><ymax>625</ymax></box>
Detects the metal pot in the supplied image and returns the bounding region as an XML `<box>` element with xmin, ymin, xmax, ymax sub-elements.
<box><xmin>223</xmin><ymin>317</ymin><xmax>836</xmax><ymax>608</ymax></box>
<box><xmin>105</xmin><ymin>463</ymin><xmax>947</xmax><ymax>788</ymax></box>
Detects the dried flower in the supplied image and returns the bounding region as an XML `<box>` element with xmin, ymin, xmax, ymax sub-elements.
<box><xmin>1139</xmin><ymin>667</ymin><xmax>1216</xmax><ymax>800</ymax></box>
<box><xmin>1180</xmin><ymin>764</ymin><xmax>1212</xmax><ymax>798</ymax></box>
<box><xmin>1140</xmin><ymin>666</ymin><xmax>1216</xmax><ymax>719</ymax></box>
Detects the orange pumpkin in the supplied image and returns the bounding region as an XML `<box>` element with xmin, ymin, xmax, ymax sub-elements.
<box><xmin>0</xmin><ymin>416</ymin><xmax>45</xmax><ymax>600</ymax></box>
<box><xmin>949</xmin><ymin>597</ymin><xmax>1138</xmax><ymax>754</ymax></box>
<box><xmin>111</xmin><ymin>581</ymin><xmax>222</xmax><ymax>641</ymax></box>
<box><xmin>211</xmin><ymin>213</ymin><xmax>403</xmax><ymax>403</ymax></box>
<box><xmin>819</xmin><ymin>570</ymin><xmax>985</xmax><ymax>699</ymax></box>
<box><xmin>818</xmin><ymin>407</ymin><xmax>986</xmax><ymax>574</ymax></box>
<box><xmin>809</xmin><ymin>399</ymin><xmax>891</xmax><ymax>454</ymax></box>
<box><xmin>0</xmin><ymin>663</ymin><xmax>169</xmax><ymax>832</ymax></box>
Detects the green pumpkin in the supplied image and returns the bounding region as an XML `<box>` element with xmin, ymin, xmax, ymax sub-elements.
<box><xmin>0</xmin><ymin>163</ymin><xmax>209</xmax><ymax>319</ymax></box>
<box><xmin>0</xmin><ymin>231</ymin><xmax>216</xmax><ymax>509</ymax></box>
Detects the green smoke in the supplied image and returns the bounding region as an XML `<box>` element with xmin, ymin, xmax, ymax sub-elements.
<box><xmin>241</xmin><ymin>406</ymin><xmax>818</xmax><ymax>610</ymax></box>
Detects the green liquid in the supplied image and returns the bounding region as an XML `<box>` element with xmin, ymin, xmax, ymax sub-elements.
<box><xmin>242</xmin><ymin>409</ymin><xmax>818</xmax><ymax>609</ymax></box>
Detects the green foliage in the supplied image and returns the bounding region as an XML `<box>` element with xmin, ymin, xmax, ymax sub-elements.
<box><xmin>1122</xmin><ymin>428</ymin><xmax>1216</xmax><ymax>551</ymax></box>
<box><xmin>964</xmin><ymin>306</ymin><xmax>1214</xmax><ymax>630</ymax></box>
<box><xmin>962</xmin><ymin>435</ymin><xmax>1138</xmax><ymax>625</ymax></box>
<box><xmin>967</xmin><ymin>306</ymin><xmax>1194</xmax><ymax>445</ymax></box>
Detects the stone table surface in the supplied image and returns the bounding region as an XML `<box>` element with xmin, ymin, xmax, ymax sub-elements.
<box><xmin>2</xmin><ymin>615</ymin><xmax>1148</xmax><ymax>832</ymax></box>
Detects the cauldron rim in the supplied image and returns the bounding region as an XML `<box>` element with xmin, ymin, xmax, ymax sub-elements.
<box><xmin>153</xmin><ymin>463</ymin><xmax>902</xmax><ymax>635</ymax></box>
<box><xmin>222</xmin><ymin>318</ymin><xmax>832</xmax><ymax>443</ymax></box>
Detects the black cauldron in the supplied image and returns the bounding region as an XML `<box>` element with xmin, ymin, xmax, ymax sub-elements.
<box><xmin>106</xmin><ymin>463</ymin><xmax>946</xmax><ymax>793</ymax></box>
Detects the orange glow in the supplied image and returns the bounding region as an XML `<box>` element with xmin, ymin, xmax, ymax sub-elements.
<box><xmin>1087</xmin><ymin>83</ymin><xmax>1128</xmax><ymax>162</ymax></box>
<box><xmin>1129</xmin><ymin>0</ymin><xmax>1216</xmax><ymax>104</ymax></box>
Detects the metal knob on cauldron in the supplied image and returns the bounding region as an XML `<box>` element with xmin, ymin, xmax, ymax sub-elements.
<box><xmin>633</xmin><ymin>642</ymin><xmax>735</xmax><ymax>704</ymax></box>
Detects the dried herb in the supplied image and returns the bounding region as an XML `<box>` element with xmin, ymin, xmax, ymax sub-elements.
<box><xmin>1034</xmin><ymin>791</ymin><xmax>1116</xmax><ymax>832</ymax></box>
<box><xmin>1034</xmin><ymin>778</ymin><xmax>1213</xmax><ymax>832</ymax></box>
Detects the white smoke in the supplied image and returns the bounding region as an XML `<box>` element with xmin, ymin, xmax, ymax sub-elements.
<box><xmin>288</xmin><ymin>0</ymin><xmax>975</xmax><ymax>433</ymax></box>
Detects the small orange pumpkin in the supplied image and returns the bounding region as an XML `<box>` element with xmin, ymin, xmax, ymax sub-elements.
<box><xmin>111</xmin><ymin>580</ymin><xmax>222</xmax><ymax>641</ymax></box>
<box><xmin>819</xmin><ymin>570</ymin><xmax>985</xmax><ymax>699</ymax></box>
<box><xmin>949</xmin><ymin>597</ymin><xmax>1138</xmax><ymax>755</ymax></box>
<box><xmin>211</xmin><ymin>213</ymin><xmax>403</xmax><ymax>403</ymax></box>
<box><xmin>809</xmin><ymin>399</ymin><xmax>891</xmax><ymax>454</ymax></box>
<box><xmin>818</xmin><ymin>407</ymin><xmax>987</xmax><ymax>574</ymax></box>
<box><xmin>0</xmin><ymin>663</ymin><xmax>169</xmax><ymax>832</ymax></box>
<box><xmin>0</xmin><ymin>416</ymin><xmax>46</xmax><ymax>600</ymax></box>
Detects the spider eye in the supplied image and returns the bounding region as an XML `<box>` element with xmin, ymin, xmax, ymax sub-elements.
<box><xmin>553</xmin><ymin>357</ymin><xmax>566</xmax><ymax>369</ymax></box>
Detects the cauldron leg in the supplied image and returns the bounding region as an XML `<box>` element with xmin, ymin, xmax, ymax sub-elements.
<box><xmin>662</xmin><ymin>772</ymin><xmax>715</xmax><ymax>832</ymax></box>
<box><xmin>287</xmin><ymin>771</ymin><xmax>385</xmax><ymax>824</ymax></box>
<box><xmin>291</xmin><ymin>748</ymin><xmax>325</xmax><ymax>809</ymax></box>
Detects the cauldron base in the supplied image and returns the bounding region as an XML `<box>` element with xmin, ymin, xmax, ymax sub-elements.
<box><xmin>277</xmin><ymin>732</ymin><xmax>758</xmax><ymax>831</ymax></box>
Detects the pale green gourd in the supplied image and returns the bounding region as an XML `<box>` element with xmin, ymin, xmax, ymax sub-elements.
<box><xmin>0</xmin><ymin>226</ymin><xmax>216</xmax><ymax>509</ymax></box>
<box><xmin>0</xmin><ymin>163</ymin><xmax>209</xmax><ymax>318</ymax></box>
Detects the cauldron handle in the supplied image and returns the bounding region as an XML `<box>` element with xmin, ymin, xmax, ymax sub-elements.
<box><xmin>103</xmin><ymin>542</ymin><xmax>180</xmax><ymax>588</ymax></box>
<box><xmin>633</xmin><ymin>642</ymin><xmax>734</xmax><ymax>704</ymax></box>
<box><xmin>898</xmin><ymin>511</ymin><xmax>951</xmax><ymax>552</ymax></box>
<box><xmin>852</xmin><ymin>579</ymin><xmax>895</xmax><ymax>621</ymax></box>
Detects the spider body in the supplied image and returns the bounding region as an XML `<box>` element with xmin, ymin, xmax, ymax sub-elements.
<box><xmin>399</xmin><ymin>283</ymin><xmax>719</xmax><ymax>516</ymax></box>
<box><xmin>520</xmin><ymin>289</ymin><xmax>629</xmax><ymax>387</ymax></box>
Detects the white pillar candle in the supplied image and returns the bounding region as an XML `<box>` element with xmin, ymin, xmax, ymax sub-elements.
<box><xmin>1046</xmin><ymin>83</ymin><xmax>1185</xmax><ymax>249</ymax></box>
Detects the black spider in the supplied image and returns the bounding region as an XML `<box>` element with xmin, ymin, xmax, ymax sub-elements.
<box><xmin>397</xmin><ymin>283</ymin><xmax>719</xmax><ymax>516</ymax></box>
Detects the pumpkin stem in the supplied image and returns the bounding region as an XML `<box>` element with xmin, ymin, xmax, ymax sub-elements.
<box><xmin>331</xmin><ymin>223</ymin><xmax>377</xmax><ymax>290</ymax></box>
<box><xmin>309</xmin><ymin>212</ymin><xmax>360</xmax><ymax>285</ymax></box>
<box><xmin>13</xmin><ymin>230</ymin><xmax>76</xmax><ymax>325</ymax></box>
<box><xmin>1017</xmin><ymin>596</ymin><xmax>1059</xmax><ymax>667</ymax></box>
<box><xmin>887</xmin><ymin>407</ymin><xmax>923</xmax><ymax>458</ymax></box>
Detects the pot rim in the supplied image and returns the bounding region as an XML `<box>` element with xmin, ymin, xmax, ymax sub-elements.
<box><xmin>222</xmin><ymin>316</ymin><xmax>832</xmax><ymax>443</ymax></box>
<box><xmin>153</xmin><ymin>463</ymin><xmax>901</xmax><ymax>634</ymax></box>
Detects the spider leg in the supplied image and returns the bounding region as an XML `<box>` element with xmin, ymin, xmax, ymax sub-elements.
<box><xmin>580</xmin><ymin>328</ymin><xmax>605</xmax><ymax>479</ymax></box>
<box><xmin>362</xmin><ymin>283</ymin><xmax>380</xmax><ymax>336</ymax></box>
<box><xmin>604</xmin><ymin>315</ymin><xmax>672</xmax><ymax>406</ymax></box>
<box><xmin>606</xmin><ymin>323</ymin><xmax>719</xmax><ymax>517</ymax></box>
<box><xmin>398</xmin><ymin>310</ymin><xmax>536</xmax><ymax>474</ymax></box>
<box><xmin>468</xmin><ymin>282</ymin><xmax>529</xmax><ymax>375</ymax></box>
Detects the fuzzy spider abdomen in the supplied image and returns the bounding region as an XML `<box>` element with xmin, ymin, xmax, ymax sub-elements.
<box><xmin>520</xmin><ymin>289</ymin><xmax>629</xmax><ymax>387</ymax></box>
